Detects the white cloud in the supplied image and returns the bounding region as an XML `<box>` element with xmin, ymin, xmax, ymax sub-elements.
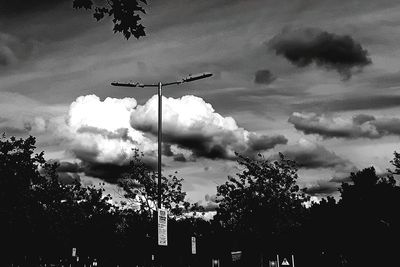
<box><xmin>130</xmin><ymin>95</ymin><xmax>287</xmax><ymax>159</ymax></box>
<box><xmin>66</xmin><ymin>95</ymin><xmax>156</xmax><ymax>165</ymax></box>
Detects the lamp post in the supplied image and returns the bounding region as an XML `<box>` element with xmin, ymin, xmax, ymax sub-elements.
<box><xmin>111</xmin><ymin>72</ymin><xmax>212</xmax><ymax>209</ymax></box>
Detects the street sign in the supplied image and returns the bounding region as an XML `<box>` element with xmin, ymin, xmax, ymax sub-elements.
<box><xmin>282</xmin><ymin>258</ymin><xmax>290</xmax><ymax>266</ymax></box>
<box><xmin>72</xmin><ymin>248</ymin><xmax>76</xmax><ymax>257</ymax></box>
<box><xmin>191</xmin><ymin>236</ymin><xmax>196</xmax><ymax>254</ymax></box>
<box><xmin>277</xmin><ymin>255</ymin><xmax>294</xmax><ymax>267</ymax></box>
<box><xmin>231</xmin><ymin>251</ymin><xmax>242</xmax><ymax>262</ymax></box>
<box><xmin>158</xmin><ymin>209</ymin><xmax>168</xmax><ymax>246</ymax></box>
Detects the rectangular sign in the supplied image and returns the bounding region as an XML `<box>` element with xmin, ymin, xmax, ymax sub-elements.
<box><xmin>231</xmin><ymin>251</ymin><xmax>242</xmax><ymax>262</ymax></box>
<box><xmin>191</xmin><ymin>236</ymin><xmax>196</xmax><ymax>254</ymax></box>
<box><xmin>158</xmin><ymin>209</ymin><xmax>168</xmax><ymax>246</ymax></box>
<box><xmin>72</xmin><ymin>247</ymin><xmax>76</xmax><ymax>257</ymax></box>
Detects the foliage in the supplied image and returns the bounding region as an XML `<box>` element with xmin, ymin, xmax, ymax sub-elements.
<box><xmin>215</xmin><ymin>153</ymin><xmax>308</xmax><ymax>237</ymax></box>
<box><xmin>5</xmin><ymin>133</ymin><xmax>400</xmax><ymax>266</ymax></box>
<box><xmin>73</xmin><ymin>0</ymin><xmax>148</xmax><ymax>39</ymax></box>
<box><xmin>0</xmin><ymin>135</ymin><xmax>118</xmax><ymax>264</ymax></box>
<box><xmin>118</xmin><ymin>149</ymin><xmax>189</xmax><ymax>217</ymax></box>
<box><xmin>0</xmin><ymin>134</ymin><xmax>45</xmax><ymax>192</ymax></box>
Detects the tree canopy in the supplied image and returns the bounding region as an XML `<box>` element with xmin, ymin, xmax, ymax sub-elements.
<box><xmin>4</xmin><ymin>133</ymin><xmax>400</xmax><ymax>266</ymax></box>
<box><xmin>215</xmin><ymin>153</ymin><xmax>308</xmax><ymax>237</ymax></box>
<box><xmin>72</xmin><ymin>0</ymin><xmax>148</xmax><ymax>39</ymax></box>
<box><xmin>118</xmin><ymin>149</ymin><xmax>189</xmax><ymax>217</ymax></box>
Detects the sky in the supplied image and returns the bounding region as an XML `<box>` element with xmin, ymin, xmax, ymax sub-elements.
<box><xmin>2</xmin><ymin>0</ymin><xmax>400</xmax><ymax>206</ymax></box>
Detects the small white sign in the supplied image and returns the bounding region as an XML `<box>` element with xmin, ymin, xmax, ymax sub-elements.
<box><xmin>231</xmin><ymin>251</ymin><xmax>242</xmax><ymax>262</ymax></box>
<box><xmin>191</xmin><ymin>236</ymin><xmax>196</xmax><ymax>254</ymax></box>
<box><xmin>158</xmin><ymin>209</ymin><xmax>168</xmax><ymax>246</ymax></box>
<box><xmin>72</xmin><ymin>248</ymin><xmax>77</xmax><ymax>257</ymax></box>
<box><xmin>282</xmin><ymin>258</ymin><xmax>290</xmax><ymax>266</ymax></box>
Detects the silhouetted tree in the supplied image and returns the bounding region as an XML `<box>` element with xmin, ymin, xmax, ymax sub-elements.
<box><xmin>214</xmin><ymin>153</ymin><xmax>308</xmax><ymax>263</ymax></box>
<box><xmin>73</xmin><ymin>0</ymin><xmax>148</xmax><ymax>39</ymax></box>
<box><xmin>0</xmin><ymin>134</ymin><xmax>47</xmax><ymax>264</ymax></box>
<box><xmin>216</xmin><ymin>153</ymin><xmax>307</xmax><ymax>233</ymax></box>
<box><xmin>118</xmin><ymin>149</ymin><xmax>189</xmax><ymax>217</ymax></box>
<box><xmin>0</xmin><ymin>134</ymin><xmax>122</xmax><ymax>265</ymax></box>
<box><xmin>337</xmin><ymin>166</ymin><xmax>400</xmax><ymax>266</ymax></box>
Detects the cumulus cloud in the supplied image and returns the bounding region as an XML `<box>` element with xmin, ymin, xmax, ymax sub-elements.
<box><xmin>130</xmin><ymin>95</ymin><xmax>287</xmax><ymax>160</ymax></box>
<box><xmin>272</xmin><ymin>139</ymin><xmax>353</xmax><ymax>169</ymax></box>
<box><xmin>268</xmin><ymin>27</ymin><xmax>371</xmax><ymax>79</ymax></box>
<box><xmin>67</xmin><ymin>95</ymin><xmax>156</xmax><ymax>164</ymax></box>
<box><xmin>289</xmin><ymin>112</ymin><xmax>400</xmax><ymax>139</ymax></box>
<box><xmin>59</xmin><ymin>94</ymin><xmax>287</xmax><ymax>182</ymax></box>
<box><xmin>254</xmin><ymin>69</ymin><xmax>276</xmax><ymax>84</ymax></box>
<box><xmin>64</xmin><ymin>95</ymin><xmax>158</xmax><ymax>181</ymax></box>
<box><xmin>1</xmin><ymin>92</ymin><xmax>288</xmax><ymax>183</ymax></box>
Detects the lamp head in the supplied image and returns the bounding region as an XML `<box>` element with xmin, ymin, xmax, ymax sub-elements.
<box><xmin>182</xmin><ymin>72</ymin><xmax>213</xmax><ymax>83</ymax></box>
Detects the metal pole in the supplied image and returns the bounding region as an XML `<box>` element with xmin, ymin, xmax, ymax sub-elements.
<box><xmin>111</xmin><ymin>73</ymin><xmax>212</xmax><ymax>211</ymax></box>
<box><xmin>157</xmin><ymin>82</ymin><xmax>162</xmax><ymax>209</ymax></box>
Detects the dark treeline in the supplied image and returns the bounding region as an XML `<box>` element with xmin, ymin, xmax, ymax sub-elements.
<box><xmin>1</xmin><ymin>134</ymin><xmax>400</xmax><ymax>266</ymax></box>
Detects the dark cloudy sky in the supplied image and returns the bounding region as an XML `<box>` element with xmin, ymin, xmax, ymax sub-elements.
<box><xmin>2</xmin><ymin>0</ymin><xmax>400</xmax><ymax>203</ymax></box>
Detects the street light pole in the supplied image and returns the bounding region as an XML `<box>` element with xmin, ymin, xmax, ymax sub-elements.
<box><xmin>157</xmin><ymin>82</ymin><xmax>162</xmax><ymax>209</ymax></box>
<box><xmin>111</xmin><ymin>72</ymin><xmax>212</xmax><ymax>210</ymax></box>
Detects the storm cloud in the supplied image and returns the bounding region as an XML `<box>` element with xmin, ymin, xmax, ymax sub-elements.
<box><xmin>289</xmin><ymin>112</ymin><xmax>400</xmax><ymax>139</ymax></box>
<box><xmin>269</xmin><ymin>27</ymin><xmax>371</xmax><ymax>79</ymax></box>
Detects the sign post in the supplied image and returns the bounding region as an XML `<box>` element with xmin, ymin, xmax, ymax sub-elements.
<box><xmin>158</xmin><ymin>209</ymin><xmax>168</xmax><ymax>246</ymax></box>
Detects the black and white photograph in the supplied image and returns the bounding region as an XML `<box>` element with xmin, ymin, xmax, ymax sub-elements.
<box><xmin>1</xmin><ymin>0</ymin><xmax>400</xmax><ymax>266</ymax></box>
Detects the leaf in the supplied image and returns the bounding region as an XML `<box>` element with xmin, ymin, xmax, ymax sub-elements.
<box><xmin>72</xmin><ymin>0</ymin><xmax>93</xmax><ymax>9</ymax></box>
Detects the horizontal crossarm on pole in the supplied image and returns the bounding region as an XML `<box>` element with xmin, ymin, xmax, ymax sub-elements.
<box><xmin>111</xmin><ymin>82</ymin><xmax>158</xmax><ymax>88</ymax></box>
